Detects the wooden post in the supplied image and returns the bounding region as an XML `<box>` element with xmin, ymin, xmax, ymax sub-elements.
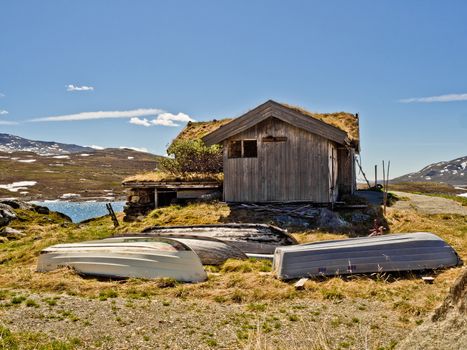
<box><xmin>374</xmin><ymin>165</ymin><xmax>378</xmax><ymax>188</ymax></box>
<box><xmin>382</xmin><ymin>161</ymin><xmax>387</xmax><ymax>214</ymax></box>
<box><xmin>154</xmin><ymin>189</ymin><xmax>158</xmax><ymax>209</ymax></box>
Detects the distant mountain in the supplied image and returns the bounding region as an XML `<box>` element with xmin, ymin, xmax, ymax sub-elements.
<box><xmin>0</xmin><ymin>148</ymin><xmax>160</xmax><ymax>201</ymax></box>
<box><xmin>0</xmin><ymin>133</ymin><xmax>95</xmax><ymax>155</ymax></box>
<box><xmin>0</xmin><ymin>133</ymin><xmax>162</xmax><ymax>200</ymax></box>
<box><xmin>392</xmin><ymin>156</ymin><xmax>467</xmax><ymax>186</ymax></box>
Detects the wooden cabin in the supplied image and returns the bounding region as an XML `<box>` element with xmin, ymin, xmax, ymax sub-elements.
<box><xmin>202</xmin><ymin>100</ymin><xmax>359</xmax><ymax>204</ymax></box>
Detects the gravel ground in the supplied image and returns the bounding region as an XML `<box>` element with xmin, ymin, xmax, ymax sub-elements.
<box><xmin>391</xmin><ymin>191</ymin><xmax>467</xmax><ymax>216</ymax></box>
<box><xmin>1</xmin><ymin>291</ymin><xmax>409</xmax><ymax>350</ymax></box>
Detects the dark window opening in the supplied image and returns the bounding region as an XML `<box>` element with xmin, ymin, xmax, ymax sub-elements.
<box><xmin>228</xmin><ymin>140</ymin><xmax>242</xmax><ymax>158</ymax></box>
<box><xmin>157</xmin><ymin>191</ymin><xmax>177</xmax><ymax>207</ymax></box>
<box><xmin>262</xmin><ymin>136</ymin><xmax>287</xmax><ymax>142</ymax></box>
<box><xmin>243</xmin><ymin>140</ymin><xmax>257</xmax><ymax>158</ymax></box>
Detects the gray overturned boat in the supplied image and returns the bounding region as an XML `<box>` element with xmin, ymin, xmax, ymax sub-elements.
<box><xmin>37</xmin><ymin>237</ymin><xmax>207</xmax><ymax>282</ymax></box>
<box><xmin>109</xmin><ymin>235</ymin><xmax>248</xmax><ymax>265</ymax></box>
<box><xmin>273</xmin><ymin>232</ymin><xmax>462</xmax><ymax>280</ymax></box>
<box><xmin>142</xmin><ymin>224</ymin><xmax>297</xmax><ymax>254</ymax></box>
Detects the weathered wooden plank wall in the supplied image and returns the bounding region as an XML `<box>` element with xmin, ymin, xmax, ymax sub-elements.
<box><xmin>223</xmin><ymin>117</ymin><xmax>333</xmax><ymax>202</ymax></box>
<box><xmin>336</xmin><ymin>148</ymin><xmax>356</xmax><ymax>195</ymax></box>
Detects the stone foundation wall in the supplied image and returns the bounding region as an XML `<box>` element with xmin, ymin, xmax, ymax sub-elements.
<box><xmin>123</xmin><ymin>188</ymin><xmax>155</xmax><ymax>222</ymax></box>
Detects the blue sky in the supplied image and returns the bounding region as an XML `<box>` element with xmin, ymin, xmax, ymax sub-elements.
<box><xmin>1</xmin><ymin>1</ymin><xmax>466</xmax><ymax>178</ymax></box>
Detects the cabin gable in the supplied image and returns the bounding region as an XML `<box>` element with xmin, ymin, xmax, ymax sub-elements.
<box><xmin>223</xmin><ymin>117</ymin><xmax>337</xmax><ymax>202</ymax></box>
<box><xmin>203</xmin><ymin>100</ymin><xmax>349</xmax><ymax>147</ymax></box>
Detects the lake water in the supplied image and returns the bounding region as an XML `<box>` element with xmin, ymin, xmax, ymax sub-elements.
<box><xmin>30</xmin><ymin>201</ymin><xmax>126</xmax><ymax>223</ymax></box>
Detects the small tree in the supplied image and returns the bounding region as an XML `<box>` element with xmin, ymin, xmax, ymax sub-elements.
<box><xmin>159</xmin><ymin>139</ymin><xmax>223</xmax><ymax>174</ymax></box>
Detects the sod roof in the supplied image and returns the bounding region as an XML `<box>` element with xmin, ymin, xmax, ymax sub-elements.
<box><xmin>175</xmin><ymin>101</ymin><xmax>359</xmax><ymax>148</ymax></box>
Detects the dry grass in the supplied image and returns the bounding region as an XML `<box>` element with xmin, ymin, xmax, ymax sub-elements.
<box><xmin>389</xmin><ymin>181</ymin><xmax>462</xmax><ymax>195</ymax></box>
<box><xmin>123</xmin><ymin>170</ymin><xmax>224</xmax><ymax>184</ymax></box>
<box><xmin>0</xmin><ymin>203</ymin><xmax>464</xmax><ymax>321</ymax></box>
<box><xmin>278</xmin><ymin>102</ymin><xmax>359</xmax><ymax>144</ymax></box>
<box><xmin>1</xmin><ymin>201</ymin><xmax>466</xmax><ymax>349</ymax></box>
<box><xmin>173</xmin><ymin>119</ymin><xmax>233</xmax><ymax>143</ymax></box>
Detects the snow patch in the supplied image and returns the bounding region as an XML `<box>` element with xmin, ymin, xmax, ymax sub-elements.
<box><xmin>80</xmin><ymin>153</ymin><xmax>91</xmax><ymax>157</ymax></box>
<box><xmin>458</xmin><ymin>193</ymin><xmax>467</xmax><ymax>198</ymax></box>
<box><xmin>60</xmin><ymin>193</ymin><xmax>81</xmax><ymax>199</ymax></box>
<box><xmin>17</xmin><ymin>159</ymin><xmax>36</xmax><ymax>163</ymax></box>
<box><xmin>0</xmin><ymin>181</ymin><xmax>37</xmax><ymax>192</ymax></box>
<box><xmin>52</xmin><ymin>155</ymin><xmax>70</xmax><ymax>159</ymax></box>
<box><xmin>127</xmin><ymin>156</ymin><xmax>134</xmax><ymax>160</ymax></box>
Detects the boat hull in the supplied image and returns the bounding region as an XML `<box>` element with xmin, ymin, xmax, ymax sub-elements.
<box><xmin>273</xmin><ymin>232</ymin><xmax>462</xmax><ymax>280</ymax></box>
<box><xmin>142</xmin><ymin>224</ymin><xmax>297</xmax><ymax>254</ymax></box>
<box><xmin>107</xmin><ymin>235</ymin><xmax>248</xmax><ymax>265</ymax></box>
<box><xmin>37</xmin><ymin>239</ymin><xmax>207</xmax><ymax>282</ymax></box>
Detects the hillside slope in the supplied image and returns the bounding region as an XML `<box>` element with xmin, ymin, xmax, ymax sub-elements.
<box><xmin>393</xmin><ymin>156</ymin><xmax>467</xmax><ymax>186</ymax></box>
<box><xmin>0</xmin><ymin>148</ymin><xmax>160</xmax><ymax>201</ymax></box>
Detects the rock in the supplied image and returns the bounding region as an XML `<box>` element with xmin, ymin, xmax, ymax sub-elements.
<box><xmin>351</xmin><ymin>212</ymin><xmax>371</xmax><ymax>223</ymax></box>
<box><xmin>274</xmin><ymin>214</ymin><xmax>310</xmax><ymax>228</ymax></box>
<box><xmin>0</xmin><ymin>200</ymin><xmax>33</xmax><ymax>210</ymax></box>
<box><xmin>317</xmin><ymin>208</ymin><xmax>349</xmax><ymax>230</ymax></box>
<box><xmin>0</xmin><ymin>204</ymin><xmax>16</xmax><ymax>227</ymax></box>
<box><xmin>0</xmin><ymin>227</ymin><xmax>26</xmax><ymax>240</ymax></box>
<box><xmin>32</xmin><ymin>205</ymin><xmax>50</xmax><ymax>215</ymax></box>
<box><xmin>0</xmin><ymin>236</ymin><xmax>8</xmax><ymax>243</ymax></box>
<box><xmin>55</xmin><ymin>211</ymin><xmax>72</xmax><ymax>222</ymax></box>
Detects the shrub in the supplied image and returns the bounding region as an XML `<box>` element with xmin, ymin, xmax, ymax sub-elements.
<box><xmin>159</xmin><ymin>139</ymin><xmax>223</xmax><ymax>174</ymax></box>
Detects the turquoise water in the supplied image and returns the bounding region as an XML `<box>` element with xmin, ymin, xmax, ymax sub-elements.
<box><xmin>30</xmin><ymin>201</ymin><xmax>126</xmax><ymax>223</ymax></box>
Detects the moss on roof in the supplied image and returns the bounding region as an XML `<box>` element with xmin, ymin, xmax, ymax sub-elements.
<box><xmin>123</xmin><ymin>171</ymin><xmax>224</xmax><ymax>184</ymax></box>
<box><xmin>278</xmin><ymin>103</ymin><xmax>360</xmax><ymax>144</ymax></box>
<box><xmin>176</xmin><ymin>103</ymin><xmax>359</xmax><ymax>148</ymax></box>
<box><xmin>174</xmin><ymin>119</ymin><xmax>232</xmax><ymax>143</ymax></box>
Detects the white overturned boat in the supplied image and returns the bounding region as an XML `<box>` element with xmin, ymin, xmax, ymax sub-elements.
<box><xmin>273</xmin><ymin>232</ymin><xmax>462</xmax><ymax>280</ymax></box>
<box><xmin>37</xmin><ymin>237</ymin><xmax>207</xmax><ymax>282</ymax></box>
<box><xmin>110</xmin><ymin>235</ymin><xmax>248</xmax><ymax>265</ymax></box>
<box><xmin>142</xmin><ymin>224</ymin><xmax>297</xmax><ymax>254</ymax></box>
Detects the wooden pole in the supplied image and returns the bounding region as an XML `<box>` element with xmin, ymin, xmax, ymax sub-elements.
<box><xmin>386</xmin><ymin>161</ymin><xmax>391</xmax><ymax>212</ymax></box>
<box><xmin>374</xmin><ymin>165</ymin><xmax>378</xmax><ymax>188</ymax></box>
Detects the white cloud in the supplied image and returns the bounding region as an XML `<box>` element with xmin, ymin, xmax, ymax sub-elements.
<box><xmin>0</xmin><ymin>120</ymin><xmax>17</xmax><ymax>125</ymax></box>
<box><xmin>119</xmin><ymin>146</ymin><xmax>149</xmax><ymax>153</ymax></box>
<box><xmin>129</xmin><ymin>112</ymin><xmax>194</xmax><ymax>127</ymax></box>
<box><xmin>399</xmin><ymin>93</ymin><xmax>467</xmax><ymax>103</ymax></box>
<box><xmin>0</xmin><ymin>93</ymin><xmax>5</xmax><ymax>98</ymax></box>
<box><xmin>129</xmin><ymin>117</ymin><xmax>152</xmax><ymax>127</ymax></box>
<box><xmin>66</xmin><ymin>84</ymin><xmax>94</xmax><ymax>92</ymax></box>
<box><xmin>0</xmin><ymin>110</ymin><xmax>8</xmax><ymax>115</ymax></box>
<box><xmin>30</xmin><ymin>108</ymin><xmax>195</xmax><ymax>127</ymax></box>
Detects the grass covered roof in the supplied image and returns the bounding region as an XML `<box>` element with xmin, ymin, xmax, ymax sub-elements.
<box><xmin>175</xmin><ymin>102</ymin><xmax>359</xmax><ymax>147</ymax></box>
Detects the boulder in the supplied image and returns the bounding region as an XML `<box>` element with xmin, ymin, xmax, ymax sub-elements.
<box><xmin>0</xmin><ymin>204</ymin><xmax>16</xmax><ymax>227</ymax></box>
<box><xmin>0</xmin><ymin>227</ymin><xmax>25</xmax><ymax>240</ymax></box>
<box><xmin>317</xmin><ymin>208</ymin><xmax>349</xmax><ymax>231</ymax></box>
<box><xmin>274</xmin><ymin>214</ymin><xmax>310</xmax><ymax>228</ymax></box>
<box><xmin>32</xmin><ymin>205</ymin><xmax>50</xmax><ymax>215</ymax></box>
<box><xmin>0</xmin><ymin>200</ymin><xmax>33</xmax><ymax>210</ymax></box>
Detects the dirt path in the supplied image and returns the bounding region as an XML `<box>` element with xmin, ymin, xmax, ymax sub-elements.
<box><xmin>0</xmin><ymin>291</ymin><xmax>406</xmax><ymax>350</ymax></box>
<box><xmin>392</xmin><ymin>191</ymin><xmax>467</xmax><ymax>216</ymax></box>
